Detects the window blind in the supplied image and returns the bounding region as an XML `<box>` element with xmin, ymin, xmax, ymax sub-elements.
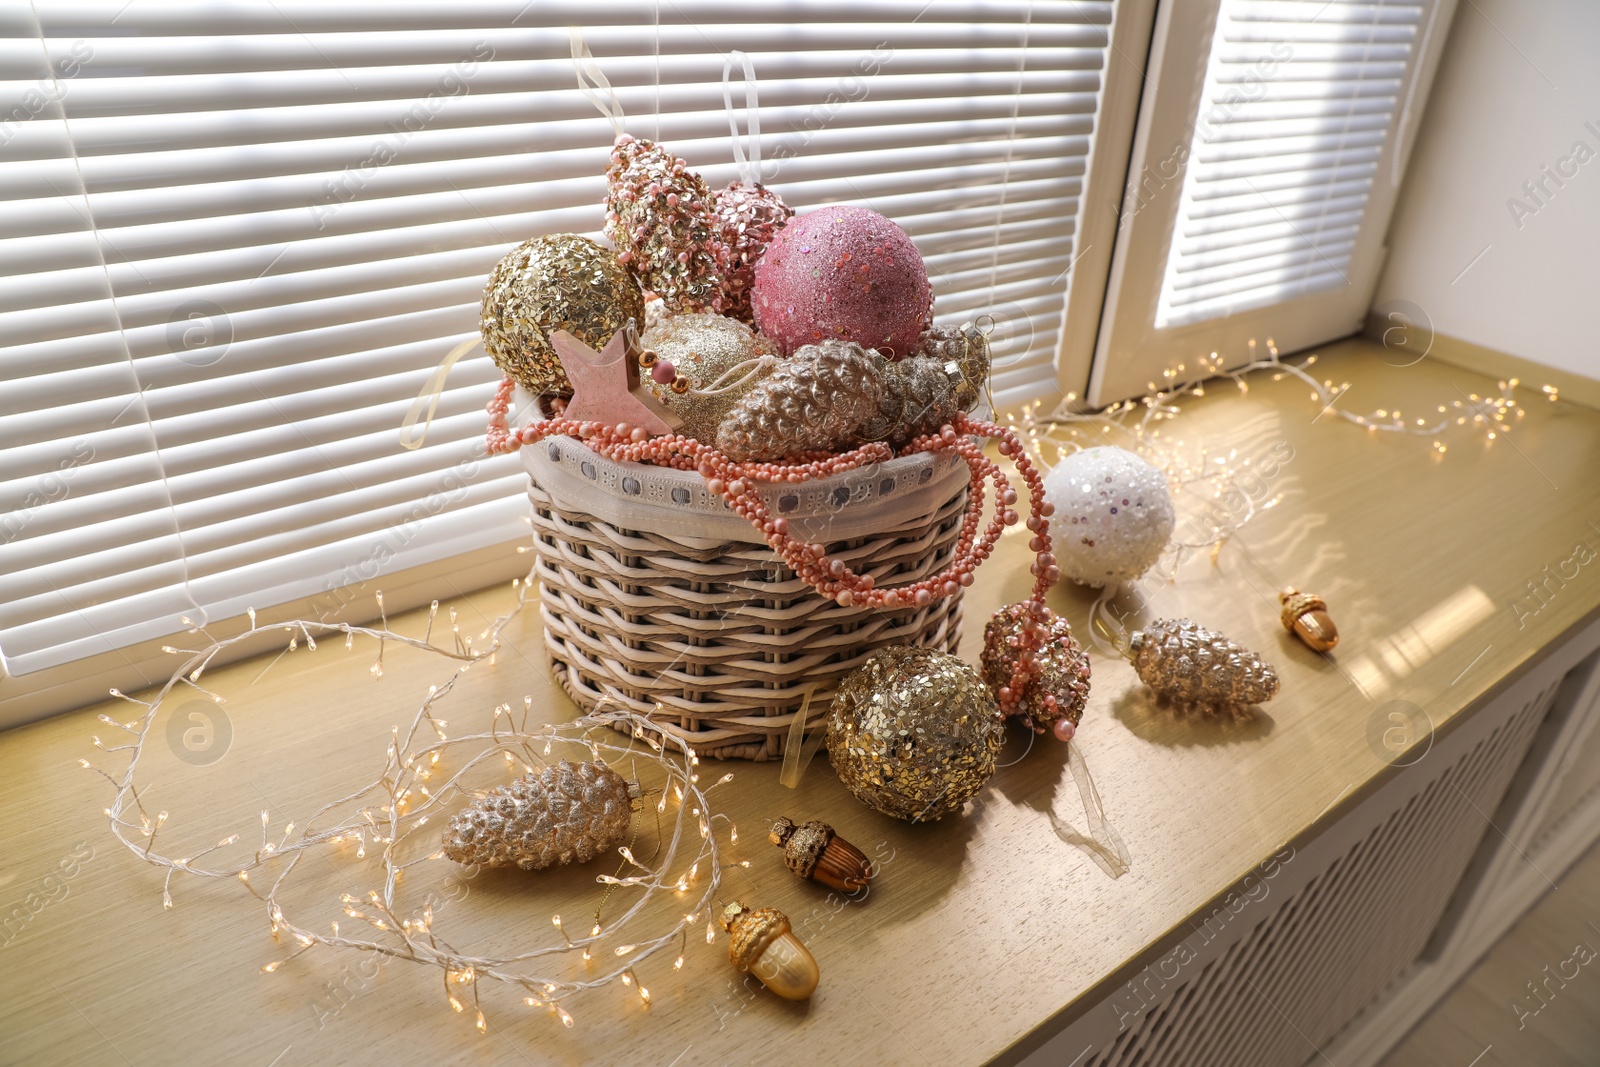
<box><xmin>1</xmin><ymin>1</ymin><xmax>1114</xmax><ymax>688</ymax></box>
<box><xmin>1154</xmin><ymin>0</ymin><xmax>1424</xmax><ymax>328</ymax></box>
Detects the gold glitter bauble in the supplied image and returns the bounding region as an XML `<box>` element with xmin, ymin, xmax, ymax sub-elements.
<box><xmin>826</xmin><ymin>646</ymin><xmax>1004</xmax><ymax>822</ymax></box>
<box><xmin>639</xmin><ymin>314</ymin><xmax>777</xmax><ymax>444</ymax></box>
<box><xmin>480</xmin><ymin>234</ymin><xmax>644</xmax><ymax>395</ymax></box>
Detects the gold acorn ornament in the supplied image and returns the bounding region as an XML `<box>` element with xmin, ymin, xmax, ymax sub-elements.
<box><xmin>440</xmin><ymin>760</ymin><xmax>637</xmax><ymax>870</ymax></box>
<box><xmin>720</xmin><ymin>901</ymin><xmax>820</xmax><ymax>1000</ymax></box>
<box><xmin>1279</xmin><ymin>587</ymin><xmax>1339</xmax><ymax>652</ymax></box>
<box><xmin>1128</xmin><ymin>618</ymin><xmax>1280</xmax><ymax>709</ymax></box>
<box><xmin>769</xmin><ymin>817</ymin><xmax>872</xmax><ymax>893</ymax></box>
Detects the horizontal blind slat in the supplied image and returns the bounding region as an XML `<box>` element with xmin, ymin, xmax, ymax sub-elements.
<box><xmin>6</xmin><ymin>1</ymin><xmax>1111</xmax><ymax>678</ymax></box>
<box><xmin>1156</xmin><ymin>0</ymin><xmax>1422</xmax><ymax>328</ymax></box>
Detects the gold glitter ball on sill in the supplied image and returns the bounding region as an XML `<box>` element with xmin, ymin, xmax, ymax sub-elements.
<box><xmin>826</xmin><ymin>646</ymin><xmax>1004</xmax><ymax>822</ymax></box>
<box><xmin>639</xmin><ymin>313</ymin><xmax>777</xmax><ymax>444</ymax></box>
<box><xmin>480</xmin><ymin>233</ymin><xmax>645</xmax><ymax>395</ymax></box>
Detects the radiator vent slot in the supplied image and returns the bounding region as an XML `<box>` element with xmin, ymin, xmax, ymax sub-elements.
<box><xmin>1081</xmin><ymin>681</ymin><xmax>1556</xmax><ymax>1067</ymax></box>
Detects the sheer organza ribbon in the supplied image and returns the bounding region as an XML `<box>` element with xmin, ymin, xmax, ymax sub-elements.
<box><xmin>722</xmin><ymin>50</ymin><xmax>762</xmax><ymax>185</ymax></box>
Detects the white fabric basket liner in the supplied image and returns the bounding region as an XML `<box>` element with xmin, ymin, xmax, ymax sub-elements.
<box><xmin>513</xmin><ymin>390</ymin><xmax>968</xmax><ymax>547</ymax></box>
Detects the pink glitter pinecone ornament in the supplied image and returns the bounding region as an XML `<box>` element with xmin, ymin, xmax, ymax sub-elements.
<box><xmin>751</xmin><ymin>205</ymin><xmax>933</xmax><ymax>359</ymax></box>
<box><xmin>714</xmin><ymin>180</ymin><xmax>793</xmax><ymax>323</ymax></box>
<box><xmin>604</xmin><ymin>134</ymin><xmax>728</xmax><ymax>315</ymax></box>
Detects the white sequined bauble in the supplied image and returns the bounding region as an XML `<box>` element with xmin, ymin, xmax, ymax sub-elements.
<box><xmin>1044</xmin><ymin>446</ymin><xmax>1175</xmax><ymax>587</ymax></box>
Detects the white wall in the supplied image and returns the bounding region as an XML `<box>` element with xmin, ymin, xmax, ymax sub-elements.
<box><xmin>1375</xmin><ymin>0</ymin><xmax>1600</xmax><ymax>381</ymax></box>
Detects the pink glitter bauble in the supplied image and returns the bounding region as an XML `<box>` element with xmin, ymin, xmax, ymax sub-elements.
<box><xmin>751</xmin><ymin>205</ymin><xmax>933</xmax><ymax>359</ymax></box>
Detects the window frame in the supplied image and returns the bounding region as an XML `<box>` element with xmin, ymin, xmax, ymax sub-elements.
<box><xmin>1083</xmin><ymin>0</ymin><xmax>1460</xmax><ymax>407</ymax></box>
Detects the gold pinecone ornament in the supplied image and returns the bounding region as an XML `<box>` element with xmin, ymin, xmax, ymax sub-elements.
<box><xmin>715</xmin><ymin>339</ymin><xmax>888</xmax><ymax>459</ymax></box>
<box><xmin>441</xmin><ymin>760</ymin><xmax>638</xmax><ymax>870</ymax></box>
<box><xmin>873</xmin><ymin>354</ymin><xmax>967</xmax><ymax>449</ymax></box>
<box><xmin>1129</xmin><ymin>618</ymin><xmax>1279</xmax><ymax>709</ymax></box>
<box><xmin>714</xmin><ymin>331</ymin><xmax>992</xmax><ymax>460</ymax></box>
<box><xmin>912</xmin><ymin>323</ymin><xmax>990</xmax><ymax>413</ymax></box>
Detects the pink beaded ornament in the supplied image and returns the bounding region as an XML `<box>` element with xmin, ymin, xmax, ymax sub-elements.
<box><xmin>714</xmin><ymin>181</ymin><xmax>793</xmax><ymax>323</ymax></box>
<box><xmin>604</xmin><ymin>134</ymin><xmax>728</xmax><ymax>315</ymax></box>
<box><xmin>981</xmin><ymin>603</ymin><xmax>1091</xmax><ymax>739</ymax></box>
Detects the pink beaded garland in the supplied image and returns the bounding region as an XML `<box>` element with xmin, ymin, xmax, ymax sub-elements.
<box><xmin>750</xmin><ymin>205</ymin><xmax>933</xmax><ymax>359</ymax></box>
<box><xmin>486</xmin><ymin>376</ymin><xmax>1071</xmax><ymax>738</ymax></box>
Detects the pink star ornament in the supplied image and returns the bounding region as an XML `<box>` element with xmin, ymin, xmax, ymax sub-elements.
<box><xmin>551</xmin><ymin>325</ymin><xmax>682</xmax><ymax>436</ymax></box>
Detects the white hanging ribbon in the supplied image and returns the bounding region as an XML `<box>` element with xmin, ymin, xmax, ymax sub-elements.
<box><xmin>691</xmin><ymin>354</ymin><xmax>780</xmax><ymax>397</ymax></box>
<box><xmin>1089</xmin><ymin>583</ymin><xmax>1133</xmax><ymax>658</ymax></box>
<box><xmin>1051</xmin><ymin>741</ymin><xmax>1133</xmax><ymax>878</ymax></box>
<box><xmin>571</xmin><ymin>26</ymin><xmax>626</xmax><ymax>136</ymax></box>
<box><xmin>722</xmin><ymin>50</ymin><xmax>762</xmax><ymax>185</ymax></box>
<box><xmin>399</xmin><ymin>336</ymin><xmax>481</xmax><ymax>450</ymax></box>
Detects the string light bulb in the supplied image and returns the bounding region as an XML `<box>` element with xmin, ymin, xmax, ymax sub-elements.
<box><xmin>93</xmin><ymin>581</ymin><xmax>728</xmax><ymax>1029</ymax></box>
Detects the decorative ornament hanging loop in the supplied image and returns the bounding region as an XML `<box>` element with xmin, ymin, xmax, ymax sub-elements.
<box><xmin>722</xmin><ymin>50</ymin><xmax>763</xmax><ymax>185</ymax></box>
<box><xmin>570</xmin><ymin>26</ymin><xmax>626</xmax><ymax>136</ymax></box>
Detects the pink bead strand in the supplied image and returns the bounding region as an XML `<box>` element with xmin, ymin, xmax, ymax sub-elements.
<box><xmin>487</xmin><ymin>381</ymin><xmax>1076</xmax><ymax>737</ymax></box>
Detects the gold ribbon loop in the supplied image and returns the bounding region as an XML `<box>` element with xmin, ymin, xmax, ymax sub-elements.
<box><xmin>400</xmin><ymin>336</ymin><xmax>480</xmax><ymax>450</ymax></box>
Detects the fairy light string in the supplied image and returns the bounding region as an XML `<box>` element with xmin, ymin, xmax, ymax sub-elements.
<box><xmin>90</xmin><ymin>573</ymin><xmax>740</xmax><ymax>1030</ymax></box>
<box><xmin>1010</xmin><ymin>338</ymin><xmax>1551</xmax><ymax>578</ymax></box>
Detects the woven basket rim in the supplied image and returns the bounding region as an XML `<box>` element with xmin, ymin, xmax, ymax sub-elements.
<box><xmin>513</xmin><ymin>386</ymin><xmax>969</xmax><ymax>546</ymax></box>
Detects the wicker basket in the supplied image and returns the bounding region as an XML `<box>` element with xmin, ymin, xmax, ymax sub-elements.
<box><xmin>520</xmin><ymin>407</ymin><xmax>968</xmax><ymax>760</ymax></box>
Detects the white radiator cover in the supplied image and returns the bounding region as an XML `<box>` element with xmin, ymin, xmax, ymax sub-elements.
<box><xmin>1015</xmin><ymin>627</ymin><xmax>1600</xmax><ymax>1067</ymax></box>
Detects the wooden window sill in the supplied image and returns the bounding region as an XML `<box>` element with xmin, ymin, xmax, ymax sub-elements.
<box><xmin>5</xmin><ymin>336</ymin><xmax>1599</xmax><ymax>1065</ymax></box>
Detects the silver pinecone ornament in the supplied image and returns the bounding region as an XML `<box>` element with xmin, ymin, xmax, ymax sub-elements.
<box><xmin>1129</xmin><ymin>618</ymin><xmax>1279</xmax><ymax>708</ymax></box>
<box><xmin>716</xmin><ymin>339</ymin><xmax>887</xmax><ymax>459</ymax></box>
<box><xmin>441</xmin><ymin>760</ymin><xmax>638</xmax><ymax>870</ymax></box>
